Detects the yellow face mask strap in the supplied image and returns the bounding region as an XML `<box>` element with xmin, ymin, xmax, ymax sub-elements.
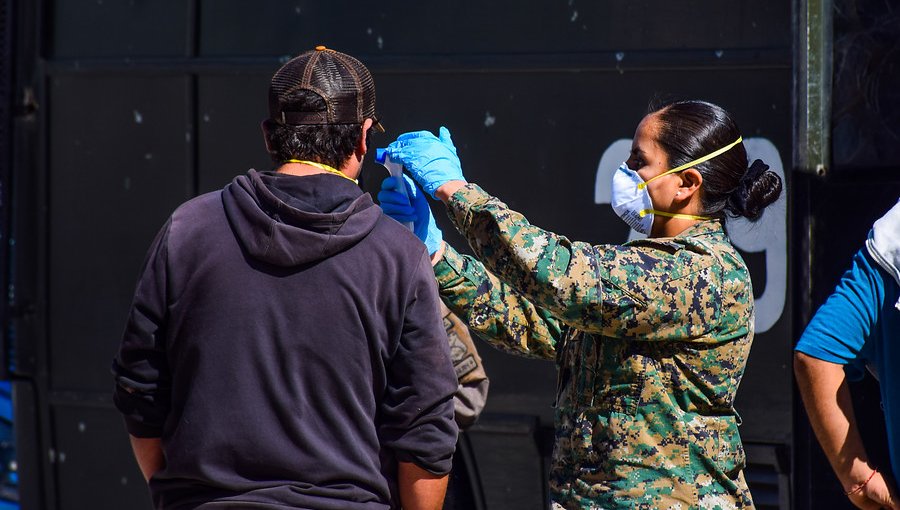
<box><xmin>639</xmin><ymin>209</ymin><xmax>711</xmax><ymax>221</ymax></box>
<box><xmin>638</xmin><ymin>136</ymin><xmax>743</xmax><ymax>190</ymax></box>
<box><xmin>286</xmin><ymin>159</ymin><xmax>358</xmax><ymax>184</ymax></box>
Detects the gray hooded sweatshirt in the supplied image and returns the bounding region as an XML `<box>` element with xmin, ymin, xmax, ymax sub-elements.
<box><xmin>112</xmin><ymin>170</ymin><xmax>458</xmax><ymax>510</ymax></box>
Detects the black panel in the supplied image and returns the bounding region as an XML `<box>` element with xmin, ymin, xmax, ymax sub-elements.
<box><xmin>743</xmin><ymin>443</ymin><xmax>791</xmax><ymax>509</ymax></box>
<box><xmin>0</xmin><ymin>0</ymin><xmax>13</xmax><ymax>381</ymax></box>
<box><xmin>52</xmin><ymin>405</ymin><xmax>151</xmax><ymax>510</ymax></box>
<box><xmin>48</xmin><ymin>74</ymin><xmax>191</xmax><ymax>392</ymax></box>
<box><xmin>465</xmin><ymin>415</ymin><xmax>545</xmax><ymax>510</ymax></box>
<box><xmin>197</xmin><ymin>73</ymin><xmax>272</xmax><ymax>193</ymax></box>
<box><xmin>50</xmin><ymin>0</ymin><xmax>189</xmax><ymax>58</ymax></box>
<box><xmin>13</xmin><ymin>382</ymin><xmax>44</xmax><ymax>509</ymax></box>
<box><xmin>199</xmin><ymin>0</ymin><xmax>790</xmax><ymax>57</ymax></box>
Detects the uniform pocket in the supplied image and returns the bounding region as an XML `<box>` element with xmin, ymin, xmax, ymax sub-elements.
<box><xmin>587</xmin><ymin>410</ymin><xmax>674</xmax><ymax>481</ymax></box>
<box><xmin>685</xmin><ymin>413</ymin><xmax>746</xmax><ymax>478</ymax></box>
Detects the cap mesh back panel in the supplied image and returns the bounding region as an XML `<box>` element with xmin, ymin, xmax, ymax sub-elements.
<box><xmin>268</xmin><ymin>49</ymin><xmax>376</xmax><ymax>124</ymax></box>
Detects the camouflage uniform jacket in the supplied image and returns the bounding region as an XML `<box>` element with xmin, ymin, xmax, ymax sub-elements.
<box><xmin>433</xmin><ymin>184</ymin><xmax>755</xmax><ymax>510</ymax></box>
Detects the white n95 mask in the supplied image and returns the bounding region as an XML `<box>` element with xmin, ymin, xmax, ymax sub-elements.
<box><xmin>610</xmin><ymin>163</ymin><xmax>654</xmax><ymax>234</ymax></box>
<box><xmin>610</xmin><ymin>161</ymin><xmax>717</xmax><ymax>235</ymax></box>
<box><xmin>609</xmin><ymin>137</ymin><xmax>743</xmax><ymax>235</ymax></box>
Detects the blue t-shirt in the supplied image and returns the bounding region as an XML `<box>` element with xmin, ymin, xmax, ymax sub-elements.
<box><xmin>795</xmin><ymin>248</ymin><xmax>900</xmax><ymax>475</ymax></box>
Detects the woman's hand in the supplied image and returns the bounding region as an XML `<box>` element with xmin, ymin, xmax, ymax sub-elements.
<box><xmin>382</xmin><ymin>127</ymin><xmax>465</xmax><ymax>198</ymax></box>
<box><xmin>378</xmin><ymin>175</ymin><xmax>443</xmax><ymax>256</ymax></box>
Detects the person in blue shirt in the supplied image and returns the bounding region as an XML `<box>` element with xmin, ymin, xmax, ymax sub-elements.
<box><xmin>795</xmin><ymin>199</ymin><xmax>900</xmax><ymax>510</ymax></box>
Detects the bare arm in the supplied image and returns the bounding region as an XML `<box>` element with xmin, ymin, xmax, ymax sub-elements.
<box><xmin>397</xmin><ymin>461</ymin><xmax>448</xmax><ymax>510</ymax></box>
<box><xmin>794</xmin><ymin>352</ymin><xmax>898</xmax><ymax>509</ymax></box>
<box><xmin>129</xmin><ymin>435</ymin><xmax>165</xmax><ymax>482</ymax></box>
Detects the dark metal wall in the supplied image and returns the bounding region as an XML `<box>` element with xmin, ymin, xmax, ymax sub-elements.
<box><xmin>10</xmin><ymin>1</ymin><xmax>797</xmax><ymax>508</ymax></box>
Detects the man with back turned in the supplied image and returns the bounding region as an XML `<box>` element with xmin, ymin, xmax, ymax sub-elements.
<box><xmin>111</xmin><ymin>46</ymin><xmax>459</xmax><ymax>510</ymax></box>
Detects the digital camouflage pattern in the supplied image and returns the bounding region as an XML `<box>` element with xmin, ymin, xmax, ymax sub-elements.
<box><xmin>434</xmin><ymin>184</ymin><xmax>755</xmax><ymax>510</ymax></box>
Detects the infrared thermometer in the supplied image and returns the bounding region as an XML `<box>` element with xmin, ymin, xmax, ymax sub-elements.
<box><xmin>375</xmin><ymin>149</ymin><xmax>414</xmax><ymax>231</ymax></box>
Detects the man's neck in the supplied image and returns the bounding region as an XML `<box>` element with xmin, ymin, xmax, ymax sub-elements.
<box><xmin>276</xmin><ymin>159</ymin><xmax>358</xmax><ymax>180</ymax></box>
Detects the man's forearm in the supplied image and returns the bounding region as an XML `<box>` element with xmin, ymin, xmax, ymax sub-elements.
<box><xmin>397</xmin><ymin>461</ymin><xmax>448</xmax><ymax>510</ymax></box>
<box><xmin>794</xmin><ymin>352</ymin><xmax>873</xmax><ymax>489</ymax></box>
<box><xmin>129</xmin><ymin>435</ymin><xmax>165</xmax><ymax>482</ymax></box>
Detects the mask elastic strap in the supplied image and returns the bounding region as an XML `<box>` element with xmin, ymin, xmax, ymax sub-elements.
<box><xmin>638</xmin><ymin>136</ymin><xmax>743</xmax><ymax>190</ymax></box>
<box><xmin>639</xmin><ymin>209</ymin><xmax>712</xmax><ymax>221</ymax></box>
<box><xmin>286</xmin><ymin>159</ymin><xmax>358</xmax><ymax>184</ymax></box>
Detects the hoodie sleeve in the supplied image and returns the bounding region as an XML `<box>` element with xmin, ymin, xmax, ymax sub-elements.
<box><xmin>111</xmin><ymin>219</ymin><xmax>173</xmax><ymax>438</ymax></box>
<box><xmin>379</xmin><ymin>250</ymin><xmax>459</xmax><ymax>475</ymax></box>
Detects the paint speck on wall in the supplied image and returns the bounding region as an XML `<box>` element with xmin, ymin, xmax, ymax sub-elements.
<box><xmin>571</xmin><ymin>11</ymin><xmax>578</xmax><ymax>22</ymax></box>
<box><xmin>377</xmin><ymin>36</ymin><xmax>384</xmax><ymax>50</ymax></box>
<box><xmin>484</xmin><ymin>112</ymin><xmax>496</xmax><ymax>127</ymax></box>
<box><xmin>133</xmin><ymin>110</ymin><xmax>143</xmax><ymax>124</ymax></box>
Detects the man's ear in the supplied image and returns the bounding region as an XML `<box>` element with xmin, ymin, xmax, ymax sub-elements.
<box><xmin>261</xmin><ymin>120</ymin><xmax>274</xmax><ymax>154</ymax></box>
<box><xmin>356</xmin><ymin>118</ymin><xmax>374</xmax><ymax>157</ymax></box>
<box><xmin>676</xmin><ymin>168</ymin><xmax>703</xmax><ymax>201</ymax></box>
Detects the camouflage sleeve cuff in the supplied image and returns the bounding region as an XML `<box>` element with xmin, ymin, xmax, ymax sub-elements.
<box><xmin>444</xmin><ymin>183</ymin><xmax>493</xmax><ymax>235</ymax></box>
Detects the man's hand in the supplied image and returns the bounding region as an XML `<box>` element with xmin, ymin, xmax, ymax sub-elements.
<box><xmin>847</xmin><ymin>470</ymin><xmax>900</xmax><ymax>510</ymax></box>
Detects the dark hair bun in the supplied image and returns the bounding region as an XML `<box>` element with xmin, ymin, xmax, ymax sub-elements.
<box><xmin>726</xmin><ymin>159</ymin><xmax>783</xmax><ymax>221</ymax></box>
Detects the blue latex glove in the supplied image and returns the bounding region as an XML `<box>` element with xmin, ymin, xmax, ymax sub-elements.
<box><xmin>382</xmin><ymin>126</ymin><xmax>464</xmax><ymax>198</ymax></box>
<box><xmin>378</xmin><ymin>175</ymin><xmax>443</xmax><ymax>255</ymax></box>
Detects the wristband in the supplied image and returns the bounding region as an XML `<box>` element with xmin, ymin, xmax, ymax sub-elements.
<box><xmin>846</xmin><ymin>468</ymin><xmax>878</xmax><ymax>496</ymax></box>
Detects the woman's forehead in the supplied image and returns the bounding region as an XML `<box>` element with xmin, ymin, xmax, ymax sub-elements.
<box><xmin>633</xmin><ymin>115</ymin><xmax>662</xmax><ymax>152</ymax></box>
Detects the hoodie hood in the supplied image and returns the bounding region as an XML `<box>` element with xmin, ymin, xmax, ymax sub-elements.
<box><xmin>222</xmin><ymin>170</ymin><xmax>381</xmax><ymax>267</ymax></box>
<box><xmin>866</xmin><ymin>197</ymin><xmax>900</xmax><ymax>310</ymax></box>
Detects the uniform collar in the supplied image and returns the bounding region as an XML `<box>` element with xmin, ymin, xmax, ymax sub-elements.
<box><xmin>673</xmin><ymin>219</ymin><xmax>726</xmax><ymax>240</ymax></box>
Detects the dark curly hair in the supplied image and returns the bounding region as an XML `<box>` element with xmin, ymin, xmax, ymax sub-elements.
<box><xmin>264</xmin><ymin>90</ymin><xmax>373</xmax><ymax>169</ymax></box>
<box><xmin>651</xmin><ymin>100</ymin><xmax>782</xmax><ymax>221</ymax></box>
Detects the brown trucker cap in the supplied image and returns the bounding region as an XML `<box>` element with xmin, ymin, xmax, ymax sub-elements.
<box><xmin>268</xmin><ymin>45</ymin><xmax>384</xmax><ymax>132</ymax></box>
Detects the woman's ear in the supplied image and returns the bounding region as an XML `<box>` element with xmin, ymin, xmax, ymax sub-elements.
<box><xmin>677</xmin><ymin>168</ymin><xmax>703</xmax><ymax>200</ymax></box>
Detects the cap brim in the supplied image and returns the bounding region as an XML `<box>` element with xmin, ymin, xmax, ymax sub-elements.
<box><xmin>372</xmin><ymin>119</ymin><xmax>385</xmax><ymax>133</ymax></box>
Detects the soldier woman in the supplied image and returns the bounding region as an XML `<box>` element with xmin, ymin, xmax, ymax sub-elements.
<box><xmin>378</xmin><ymin>100</ymin><xmax>782</xmax><ymax>509</ymax></box>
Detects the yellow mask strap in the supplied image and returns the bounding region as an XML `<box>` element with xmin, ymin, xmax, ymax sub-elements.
<box><xmin>638</xmin><ymin>136</ymin><xmax>743</xmax><ymax>190</ymax></box>
<box><xmin>286</xmin><ymin>159</ymin><xmax>358</xmax><ymax>184</ymax></box>
<box><xmin>639</xmin><ymin>209</ymin><xmax>711</xmax><ymax>221</ymax></box>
